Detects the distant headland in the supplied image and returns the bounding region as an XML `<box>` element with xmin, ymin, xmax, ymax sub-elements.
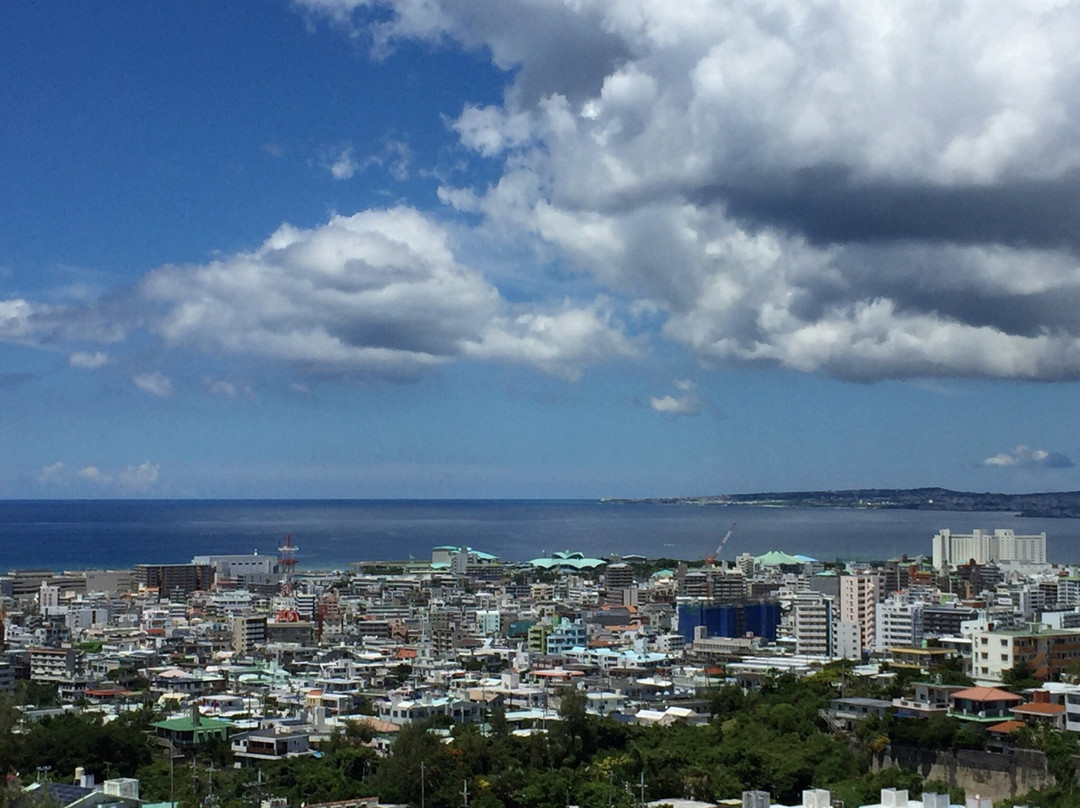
<box><xmin>601</xmin><ymin>487</ymin><xmax>1080</xmax><ymax>519</ymax></box>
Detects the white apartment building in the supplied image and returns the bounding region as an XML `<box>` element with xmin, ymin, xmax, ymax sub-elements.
<box><xmin>1059</xmin><ymin>577</ymin><xmax>1080</xmax><ymax>608</ymax></box>
<box><xmin>835</xmin><ymin>620</ymin><xmax>862</xmax><ymax>660</ymax></box>
<box><xmin>875</xmin><ymin>596</ymin><xmax>923</xmax><ymax>652</ymax></box>
<box><xmin>792</xmin><ymin>592</ymin><xmax>833</xmax><ymax>657</ymax></box>
<box><xmin>931</xmin><ymin>529</ymin><xmax>1046</xmax><ymax>570</ymax></box>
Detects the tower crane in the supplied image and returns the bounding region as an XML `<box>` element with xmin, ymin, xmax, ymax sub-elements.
<box><xmin>705</xmin><ymin>523</ymin><xmax>736</xmax><ymax>566</ymax></box>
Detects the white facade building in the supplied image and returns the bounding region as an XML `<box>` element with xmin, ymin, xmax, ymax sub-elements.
<box><xmin>792</xmin><ymin>592</ymin><xmax>833</xmax><ymax>657</ymax></box>
<box><xmin>931</xmin><ymin>529</ymin><xmax>1046</xmax><ymax>570</ymax></box>
<box><xmin>875</xmin><ymin>596</ymin><xmax>923</xmax><ymax>652</ymax></box>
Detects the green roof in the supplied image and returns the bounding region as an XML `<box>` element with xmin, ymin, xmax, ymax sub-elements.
<box><xmin>755</xmin><ymin>550</ymin><xmax>803</xmax><ymax>566</ymax></box>
<box><xmin>152</xmin><ymin>715</ymin><xmax>232</xmax><ymax>731</ymax></box>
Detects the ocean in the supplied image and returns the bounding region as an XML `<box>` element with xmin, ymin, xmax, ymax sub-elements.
<box><xmin>0</xmin><ymin>499</ymin><xmax>1077</xmax><ymax>572</ymax></box>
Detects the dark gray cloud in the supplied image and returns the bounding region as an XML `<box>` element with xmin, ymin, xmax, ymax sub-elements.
<box><xmin>707</xmin><ymin>168</ymin><xmax>1080</xmax><ymax>253</ymax></box>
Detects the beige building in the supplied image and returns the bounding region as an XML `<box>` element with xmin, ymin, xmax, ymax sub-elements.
<box><xmin>839</xmin><ymin>573</ymin><xmax>880</xmax><ymax>657</ymax></box>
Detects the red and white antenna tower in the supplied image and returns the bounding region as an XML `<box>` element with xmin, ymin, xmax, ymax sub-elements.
<box><xmin>276</xmin><ymin>533</ymin><xmax>300</xmax><ymax>621</ymax></box>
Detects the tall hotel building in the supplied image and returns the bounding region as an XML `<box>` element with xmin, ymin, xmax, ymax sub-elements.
<box><xmin>931</xmin><ymin>529</ymin><xmax>1046</xmax><ymax>570</ymax></box>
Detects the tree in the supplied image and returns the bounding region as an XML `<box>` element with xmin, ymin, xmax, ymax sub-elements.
<box><xmin>1002</xmin><ymin>661</ymin><xmax>1042</xmax><ymax>692</ymax></box>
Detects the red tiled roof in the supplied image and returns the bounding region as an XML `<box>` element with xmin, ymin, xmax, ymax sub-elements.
<box><xmin>951</xmin><ymin>686</ymin><xmax>1023</xmax><ymax>702</ymax></box>
<box><xmin>1013</xmin><ymin>702</ymin><xmax>1065</xmax><ymax>715</ymax></box>
<box><xmin>987</xmin><ymin>720</ymin><xmax>1025</xmax><ymax>734</ymax></box>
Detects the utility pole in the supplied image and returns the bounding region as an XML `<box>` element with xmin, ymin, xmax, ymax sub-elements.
<box><xmin>168</xmin><ymin>741</ymin><xmax>176</xmax><ymax>808</ymax></box>
<box><xmin>421</xmin><ymin>761</ymin><xmax>426</xmax><ymax>808</ymax></box>
<box><xmin>462</xmin><ymin>779</ymin><xmax>469</xmax><ymax>808</ymax></box>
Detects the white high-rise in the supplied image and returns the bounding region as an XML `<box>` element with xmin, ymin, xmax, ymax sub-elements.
<box><xmin>931</xmin><ymin>529</ymin><xmax>1046</xmax><ymax>569</ymax></box>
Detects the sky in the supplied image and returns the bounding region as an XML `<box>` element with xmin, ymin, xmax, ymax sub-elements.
<box><xmin>3</xmin><ymin>0</ymin><xmax>1080</xmax><ymax>499</ymax></box>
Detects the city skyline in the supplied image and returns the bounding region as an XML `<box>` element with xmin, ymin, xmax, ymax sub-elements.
<box><xmin>3</xmin><ymin>2</ymin><xmax>1080</xmax><ymax>498</ymax></box>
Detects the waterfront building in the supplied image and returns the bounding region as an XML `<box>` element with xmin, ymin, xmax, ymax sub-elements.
<box><xmin>191</xmin><ymin>552</ymin><xmax>279</xmax><ymax>583</ymax></box>
<box><xmin>932</xmin><ymin>529</ymin><xmax>1047</xmax><ymax>570</ymax></box>
<box><xmin>135</xmin><ymin>563</ymin><xmax>214</xmax><ymax>600</ymax></box>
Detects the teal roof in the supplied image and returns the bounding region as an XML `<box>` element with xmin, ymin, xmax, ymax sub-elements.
<box><xmin>529</xmin><ymin>556</ymin><xmax>606</xmax><ymax>570</ymax></box>
<box><xmin>755</xmin><ymin>550</ymin><xmax>803</xmax><ymax>566</ymax></box>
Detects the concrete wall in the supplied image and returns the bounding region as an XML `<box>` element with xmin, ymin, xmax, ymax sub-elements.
<box><xmin>874</xmin><ymin>745</ymin><xmax>1061</xmax><ymax>802</ymax></box>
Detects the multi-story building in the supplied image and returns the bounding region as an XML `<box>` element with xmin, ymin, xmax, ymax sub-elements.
<box><xmin>191</xmin><ymin>553</ymin><xmax>279</xmax><ymax>580</ymax></box>
<box><xmin>874</xmin><ymin>596</ymin><xmax>922</xmax><ymax>652</ymax></box>
<box><xmin>0</xmin><ymin>662</ymin><xmax>14</xmax><ymax>695</ymax></box>
<box><xmin>545</xmin><ymin>617</ymin><xmax>588</xmax><ymax>654</ymax></box>
<box><xmin>1058</xmin><ymin>577</ymin><xmax>1080</xmax><ymax>608</ymax></box>
<box><xmin>29</xmin><ymin>646</ymin><xmax>81</xmax><ymax>682</ymax></box>
<box><xmin>792</xmin><ymin>592</ymin><xmax>833</xmax><ymax>657</ymax></box>
<box><xmin>970</xmin><ymin>625</ymin><xmax>1080</xmax><ymax>682</ymax></box>
<box><xmin>135</xmin><ymin>564</ymin><xmax>214</xmax><ymax>600</ymax></box>
<box><xmin>840</xmin><ymin>573</ymin><xmax>880</xmax><ymax>656</ymax></box>
<box><xmin>932</xmin><ymin>529</ymin><xmax>1047</xmax><ymax>570</ymax></box>
<box><xmin>922</xmin><ymin>604</ymin><xmax>979</xmax><ymax>638</ymax></box>
<box><xmin>233</xmin><ymin>614</ymin><xmax>267</xmax><ymax>654</ymax></box>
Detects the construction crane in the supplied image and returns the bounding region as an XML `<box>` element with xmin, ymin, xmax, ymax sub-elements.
<box><xmin>704</xmin><ymin>523</ymin><xmax>736</xmax><ymax>566</ymax></box>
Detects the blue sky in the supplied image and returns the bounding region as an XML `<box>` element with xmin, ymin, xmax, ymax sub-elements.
<box><xmin>3</xmin><ymin>0</ymin><xmax>1080</xmax><ymax>499</ymax></box>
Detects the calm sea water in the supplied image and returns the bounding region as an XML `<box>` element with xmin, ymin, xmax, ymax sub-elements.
<box><xmin>0</xmin><ymin>499</ymin><xmax>1077</xmax><ymax>572</ymax></box>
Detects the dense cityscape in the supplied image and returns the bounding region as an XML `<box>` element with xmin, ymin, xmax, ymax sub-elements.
<box><xmin>1</xmin><ymin>526</ymin><xmax>1078</xmax><ymax>808</ymax></box>
<box><xmin>8</xmin><ymin>1</ymin><xmax>1080</xmax><ymax>807</ymax></box>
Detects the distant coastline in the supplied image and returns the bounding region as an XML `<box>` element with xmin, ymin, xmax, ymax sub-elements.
<box><xmin>601</xmin><ymin>486</ymin><xmax>1080</xmax><ymax>519</ymax></box>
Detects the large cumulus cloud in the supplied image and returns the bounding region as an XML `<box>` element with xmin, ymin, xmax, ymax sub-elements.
<box><xmin>304</xmin><ymin>0</ymin><xmax>1080</xmax><ymax>380</ymax></box>
<box><xmin>140</xmin><ymin>206</ymin><xmax>635</xmax><ymax>380</ymax></box>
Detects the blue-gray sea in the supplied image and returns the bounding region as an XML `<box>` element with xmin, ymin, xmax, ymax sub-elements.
<box><xmin>0</xmin><ymin>499</ymin><xmax>1077</xmax><ymax>572</ymax></box>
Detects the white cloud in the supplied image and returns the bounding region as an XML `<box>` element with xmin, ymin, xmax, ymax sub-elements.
<box><xmin>133</xmin><ymin>371</ymin><xmax>174</xmax><ymax>398</ymax></box>
<box><xmin>650</xmin><ymin>379</ymin><xmax>703</xmax><ymax>416</ymax></box>
<box><xmin>35</xmin><ymin>462</ymin><xmax>66</xmax><ymax>485</ymax></box>
<box><xmin>34</xmin><ymin>460</ymin><xmax>161</xmax><ymax>493</ymax></box>
<box><xmin>202</xmin><ymin>377</ymin><xmax>252</xmax><ymax>398</ymax></box>
<box><xmin>117</xmin><ymin>461</ymin><xmax>160</xmax><ymax>489</ymax></box>
<box><xmin>649</xmin><ymin>394</ymin><xmax>702</xmax><ymax>417</ymax></box>
<box><xmin>0</xmin><ymin>297</ymin><xmax>123</xmax><ymax>346</ymax></box>
<box><xmin>68</xmin><ymin>351</ymin><xmax>109</xmax><ymax>369</ymax></box>
<box><xmin>329</xmin><ymin>146</ymin><xmax>359</xmax><ymax>179</ymax></box>
<box><xmin>140</xmin><ymin>206</ymin><xmax>632</xmax><ymax>380</ymax></box>
<box><xmin>76</xmin><ymin>465</ymin><xmax>110</xmax><ymax>484</ymax></box>
<box><xmin>464</xmin><ymin>299</ymin><xmax>639</xmax><ymax>380</ymax></box>
<box><xmin>983</xmin><ymin>445</ymin><xmax>1074</xmax><ymax>469</ymax></box>
<box><xmin>294</xmin><ymin>0</ymin><xmax>1080</xmax><ymax>382</ymax></box>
